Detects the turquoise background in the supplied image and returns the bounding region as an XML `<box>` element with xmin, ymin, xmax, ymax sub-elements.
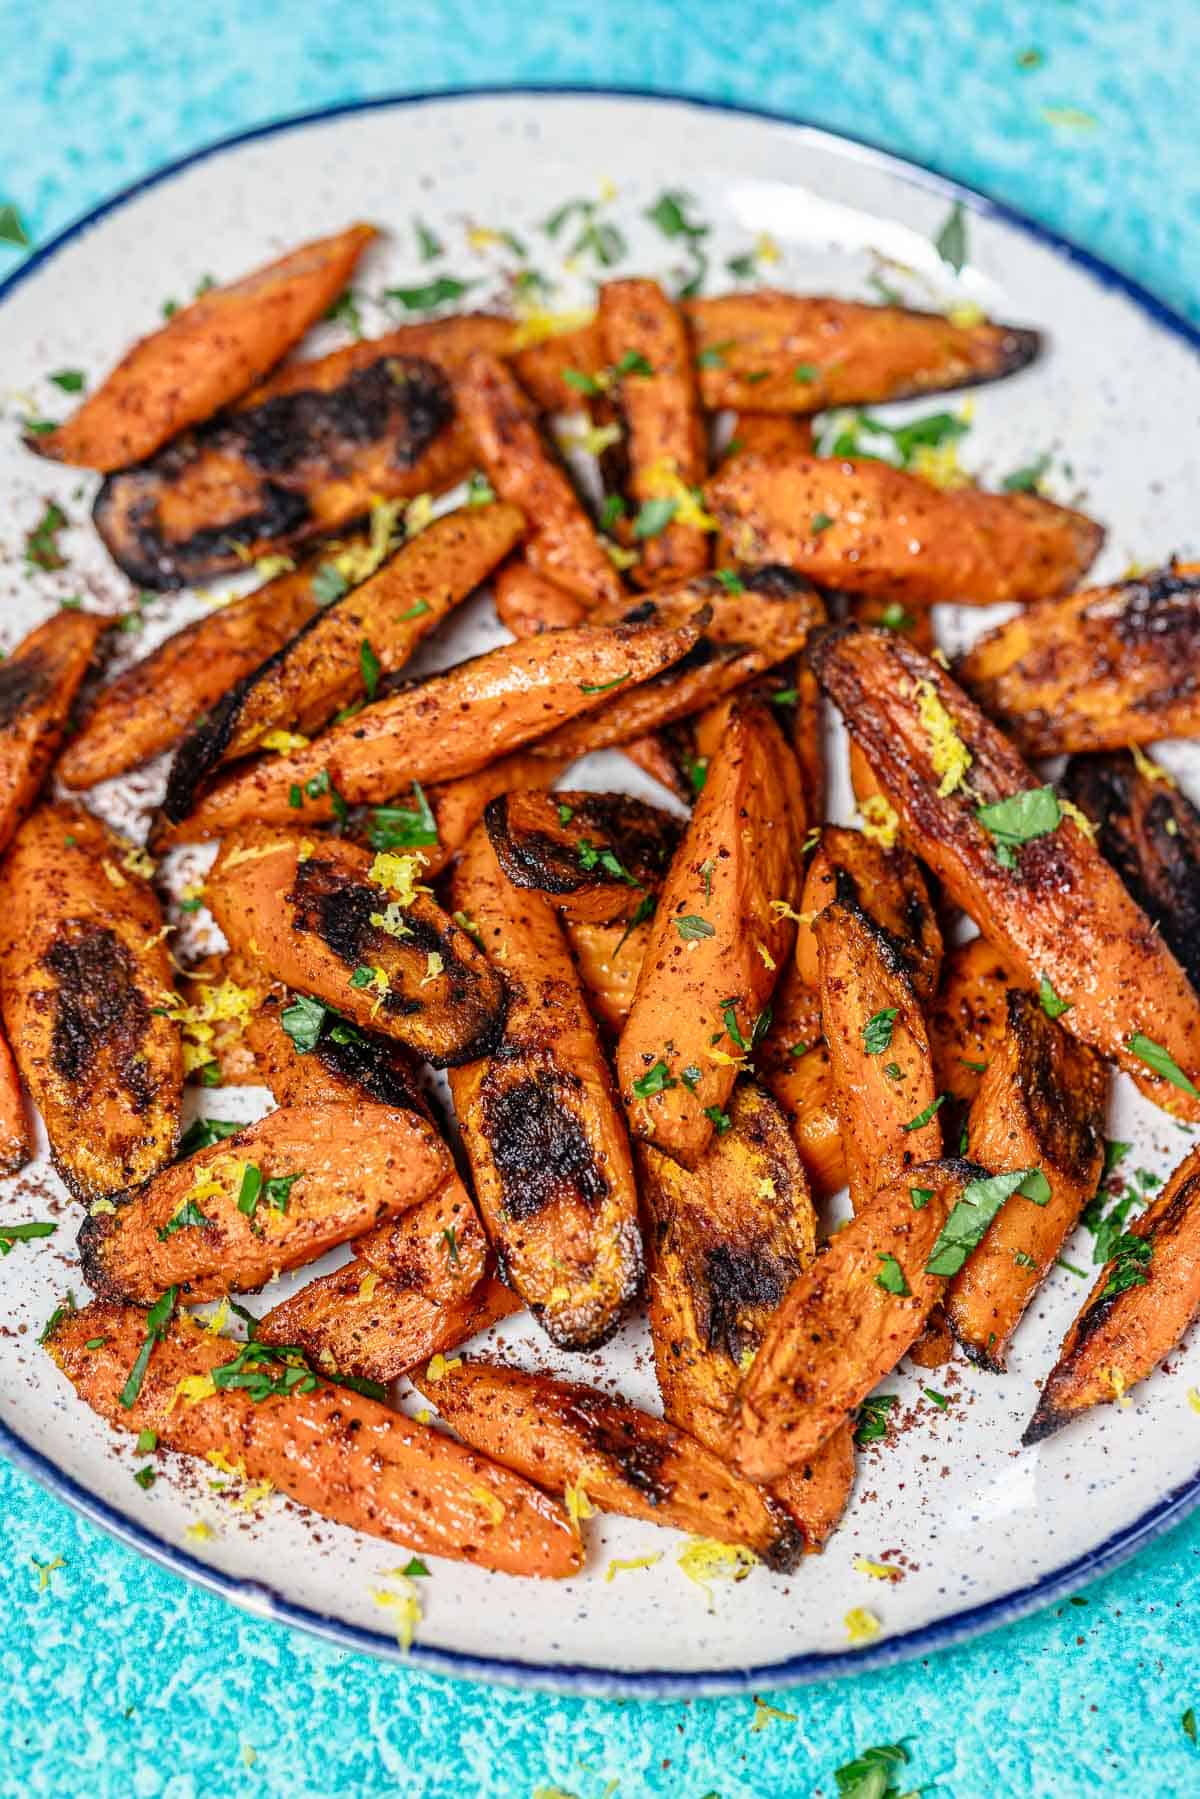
<box><xmin>2</xmin><ymin>4</ymin><xmax>1198</xmax><ymax>1794</ymax></box>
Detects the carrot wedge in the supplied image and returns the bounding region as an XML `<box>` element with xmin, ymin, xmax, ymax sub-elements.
<box><xmin>640</xmin><ymin>1082</ymin><xmax>853</xmax><ymax>1550</ymax></box>
<box><xmin>58</xmin><ymin>567</ymin><xmax>317</xmax><ymax>790</ymax></box>
<box><xmin>413</xmin><ymin>751</ymin><xmax>576</xmax><ymax>879</ymax></box>
<box><xmin>617</xmin><ymin>700</ymin><xmax>801</xmax><ymax>1166</ymax></box>
<box><xmin>46</xmin><ymin>1301</ymin><xmax>579</xmax><ymax>1578</ymax></box>
<box><xmin>795</xmin><ymin>824</ymin><xmax>943</xmax><ymax>1002</ymax></box>
<box><xmin>92</xmin><ymin>314</ymin><xmax>511</xmax><ymax>588</ymax></box>
<box><xmin>733</xmin><ymin>1159</ymin><xmax>979</xmax><ymax>1480</ymax></box>
<box><xmin>706</xmin><ymin>453</ymin><xmax>1103</xmax><ymax>605</ymax></box>
<box><xmin>206</xmin><ymin>829</ymin><xmax>506</xmax><ymax>1067</ymax></box>
<box><xmin>685</xmin><ymin>292</ymin><xmax>1040</xmax><ymax>412</ymax></box>
<box><xmin>757</xmin><ymin>961</ymin><xmax>847</xmax><ymax>1201</ymax></box>
<box><xmin>154</xmin><ymin>611</ymin><xmax>704</xmax><ymax>839</ymax></box>
<box><xmin>561</xmin><ymin>915</ymin><xmax>654</xmax><ymax>1040</ymax></box>
<box><xmin>0</xmin><ymin>803</ymin><xmax>181</xmax><ymax>1200</ymax></box>
<box><xmin>957</xmin><ymin>563</ymin><xmax>1200</xmax><ymax>756</ymax></box>
<box><xmin>810</xmin><ymin>624</ymin><xmax>1200</xmax><ymax>1121</ymax></box>
<box><xmin>258</xmin><ymin>1269</ymin><xmax>521</xmax><ymax>1382</ymax></box>
<box><xmin>484</xmin><ymin>788</ymin><xmax>682</xmax><ymax>925</ymax></box>
<box><xmin>947</xmin><ymin>990</ymin><xmax>1108</xmax><ymax>1370</ymax></box>
<box><xmin>493</xmin><ymin>557</ymin><xmax>589</xmax><ymax>636</ymax></box>
<box><xmin>0</xmin><ymin>1023</ymin><xmax>31</xmax><ymax>1176</ymax></box>
<box><xmin>192</xmin><ymin>500</ymin><xmax>525</xmax><ymax>776</ymax></box>
<box><xmin>1024</xmin><ymin>1141</ymin><xmax>1200</xmax><ymax>1444</ymax></box>
<box><xmin>31</xmin><ymin>223</ymin><xmax>377</xmax><ymax>471</ymax></box>
<box><xmin>599</xmin><ymin>278</ymin><xmax>710</xmax><ymax>589</ymax></box>
<box><xmin>411</xmin><ymin>1358</ymin><xmax>805</xmax><ymax>1569</ymax></box>
<box><xmin>927</xmin><ymin>937</ymin><xmax>1016</xmax><ymax>1108</ymax></box>
<box><xmin>458</xmin><ymin>351</ymin><xmax>625</xmax><ymax>609</ymax></box>
<box><xmin>448</xmin><ymin>825</ymin><xmax>643</xmax><ymax>1351</ymax></box>
<box><xmin>814</xmin><ymin>868</ymin><xmax>943</xmax><ymax>1211</ymax></box>
<box><xmin>0</xmin><ymin>610</ymin><xmax>111</xmax><ymax>843</ymax></box>
<box><xmin>77</xmin><ymin>1099</ymin><xmax>448</xmax><ymax>1303</ymax></box>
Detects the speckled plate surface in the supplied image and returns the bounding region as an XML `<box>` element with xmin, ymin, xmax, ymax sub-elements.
<box><xmin>1</xmin><ymin>88</ymin><xmax>1199</xmax><ymax>1698</ymax></box>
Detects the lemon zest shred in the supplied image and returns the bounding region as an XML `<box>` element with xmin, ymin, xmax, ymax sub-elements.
<box><xmin>916</xmin><ymin>679</ymin><xmax>972</xmax><ymax>796</ymax></box>
<box><xmin>468</xmin><ymin>1484</ymin><xmax>506</xmax><ymax>1526</ymax></box>
<box><xmin>1187</xmin><ymin>1388</ymin><xmax>1200</xmax><ymax>1415</ymax></box>
<box><xmin>259</xmin><ymin>729</ymin><xmax>311</xmax><ymax>754</ymax></box>
<box><xmin>32</xmin><ymin>1555</ymin><xmax>65</xmax><ymax>1593</ymax></box>
<box><xmin>405</xmin><ymin>493</ymin><xmax>434</xmax><ymax>538</ymax></box>
<box><xmin>102</xmin><ymin>859</ymin><xmax>126</xmax><ymax>889</ymax></box>
<box><xmin>706</xmin><ymin>1046</ymin><xmax>744</xmax><ymax>1067</ymax></box>
<box><xmin>751</xmin><ymin>1697</ymin><xmax>798</xmax><ymax>1732</ymax></box>
<box><xmin>184</xmin><ymin>1521</ymin><xmax>216</xmax><ymax>1544</ymax></box>
<box><xmin>853</xmin><ymin>1556</ymin><xmax>903</xmax><ymax>1582</ymax></box>
<box><xmin>466</xmin><ymin>226</ymin><xmax>504</xmax><ymax>251</ymax></box>
<box><xmin>947</xmin><ymin>300</ymin><xmax>985</xmax><ymax>328</ymax></box>
<box><xmin>420</xmin><ymin>951</ymin><xmax>444</xmax><ymax>988</ymax></box>
<box><xmin>910</xmin><ymin>440</ymin><xmax>971</xmax><ymax>490</ymax></box>
<box><xmin>371</xmin><ymin>1578</ymin><xmax>421</xmax><ymax>1650</ymax></box>
<box><xmin>358</xmin><ymin>1270</ymin><xmax>380</xmax><ymax>1301</ymax></box>
<box><xmin>169</xmin><ymin>1374</ymin><xmax>218</xmax><ymax>1414</ymax></box>
<box><xmin>859</xmin><ymin>793</ymin><xmax>900</xmax><ymax>848</ymax></box>
<box><xmin>241</xmin><ymin>1744</ymin><xmax>258</xmax><ymax>1769</ymax></box>
<box><xmin>676</xmin><ymin>1538</ymin><xmax>758</xmax><ymax>1609</ymax></box>
<box><xmin>414</xmin><ymin>1407</ymin><xmax>432</xmax><ymax>1425</ymax></box>
<box><xmin>565</xmin><ymin>1477</ymin><xmax>596</xmax><ymax>1531</ymax></box>
<box><xmin>368</xmin><ymin>851</ymin><xmax>427</xmax><ymax>905</ymax></box>
<box><xmin>232</xmin><ymin>1479</ymin><xmax>274</xmax><ymax>1513</ymax></box>
<box><xmin>602</xmin><ymin>538</ymin><xmax>639</xmax><ymax>572</ymax></box>
<box><xmin>1108</xmin><ymin>1367</ymin><xmax>1132</xmax><ymax>1409</ymax></box>
<box><xmin>89</xmin><ymin>1198</ymin><xmax>117</xmax><ymax>1217</ymax></box>
<box><xmin>641</xmin><ymin>456</ymin><xmax>718</xmax><ymax>531</ymax></box>
<box><xmin>424</xmin><ymin>1354</ymin><xmax>462</xmax><ymax>1383</ymax></box>
<box><xmin>1058</xmin><ymin>797</ymin><xmax>1097</xmax><ymax>841</ymax></box>
<box><xmin>254</xmin><ymin>553</ymin><xmax>295</xmax><ymax>582</ymax></box>
<box><xmin>755</xmin><ymin>941</ymin><xmax>776</xmax><ymax>971</ymax></box>
<box><xmin>1130</xmin><ymin>744</ymin><xmax>1177</xmax><ymax>788</ymax></box>
<box><xmin>605</xmin><ymin>1554</ymin><xmax>662</xmax><ymax>1583</ymax></box>
<box><xmin>121</xmin><ymin>846</ymin><xmax>155</xmax><ymax>880</ymax></box>
<box><xmin>205</xmin><ymin>1449</ymin><xmax>248</xmax><ymax>1481</ymax></box>
<box><xmin>756</xmin><ymin>1176</ymin><xmax>777</xmax><ymax>1201</ymax></box>
<box><xmin>548</xmin><ymin>1284</ymin><xmax>571</xmax><ymax>1305</ymax></box>
<box><xmin>370</xmin><ymin>903</ymin><xmax>412</xmax><ymax>941</ymax></box>
<box><xmin>844</xmin><ymin>1606</ymin><xmax>882</xmax><ymax>1644</ymax></box>
<box><xmin>770</xmin><ymin>899</ymin><xmax>805</xmax><ymax>924</ymax></box>
<box><xmin>737</xmin><ymin>1345</ymin><xmax>757</xmax><ymax>1374</ymax></box>
<box><xmin>507</xmin><ymin>305</ymin><xmax>595</xmax><ymax>352</ymax></box>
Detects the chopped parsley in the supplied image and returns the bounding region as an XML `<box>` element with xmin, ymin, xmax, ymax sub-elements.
<box><xmin>1128</xmin><ymin>1032</ymin><xmax>1200</xmax><ymax>1100</ymax></box>
<box><xmin>614</xmin><ymin>892</ymin><xmax>656</xmax><ymax>955</ymax></box>
<box><xmin>720</xmin><ymin>999</ymin><xmax>749</xmax><ymax>1053</ymax></box>
<box><xmin>0</xmin><ymin>1220</ymin><xmax>56</xmax><ymax>1255</ymax></box>
<box><xmin>613</xmin><ymin>349</ymin><xmax>653</xmax><ymax>378</ymax></box>
<box><xmin>811</xmin><ymin>511</ymin><xmax>834</xmax><ymax>534</ymax></box>
<box><xmin>1002</xmin><ymin>452</ymin><xmax>1052</xmax><ymax>493</ymax></box>
<box><xmin>874</xmin><ymin>1253</ymin><xmax>909</xmax><ymax>1297</ymax></box>
<box><xmin>413</xmin><ymin>217</ymin><xmax>443</xmax><ymax>260</ymax></box>
<box><xmin>0</xmin><ymin>203</ymin><xmax>30</xmax><ymax>247</ymax></box>
<box><xmin>156</xmin><ymin>1200</ymin><xmax>211</xmax><ymax>1241</ymax></box>
<box><xmin>976</xmin><ymin>784</ymin><xmax>1061</xmax><ymax>868</ymax></box>
<box><xmin>910</xmin><ymin>1187</ymin><xmax>933</xmax><ymax>1210</ymax></box>
<box><xmin>926</xmin><ymin>1168</ymin><xmax>1050</xmax><ymax>1277</ymax></box>
<box><xmin>1039</xmin><ymin>974</ymin><xmax>1072</xmax><ymax>1019</ymax></box>
<box><xmin>714</xmin><ymin>567</ymin><xmax>744</xmax><ymax>594</ymax></box>
<box><xmin>854</xmin><ymin>1394</ymin><xmax>898</xmax><ymax>1446</ymax></box>
<box><xmin>577</xmin><ymin>838</ymin><xmax>639</xmax><ymax>885</ymax></box>
<box><xmin>578</xmin><ymin>672</ymin><xmax>631</xmax><ymax>695</ymax></box>
<box><xmin>311</xmin><ymin>562</ymin><xmax>349</xmax><ymax>605</ymax></box>
<box><xmin>384</xmin><ymin>275</ymin><xmax>475</xmax><ymax>312</ymax></box>
<box><xmin>632</xmin><ymin>497</ymin><xmax>678</xmax><ymax>540</ymax></box>
<box><xmin>934</xmin><ymin>200</ymin><xmax>968</xmax><ymax>273</ymax></box>
<box><xmin>863</xmin><ymin>1008</ymin><xmax>898</xmax><ymax>1056</ymax></box>
<box><xmin>900</xmin><ymin>1093</ymin><xmax>946</xmax><ymax>1133</ymax></box>
<box><xmin>1099</xmin><ymin>1232</ymin><xmax>1152</xmax><ymax>1300</ymax></box>
<box><xmin>49</xmin><ymin>368</ymin><xmax>85</xmax><ymax>392</ymax></box>
<box><xmin>698</xmin><ymin>341</ymin><xmax>736</xmax><ymax>369</ymax></box>
<box><xmin>236</xmin><ymin>1164</ymin><xmax>264</xmax><ymax>1219</ymax></box>
<box><xmin>633</xmin><ymin>1060</ymin><xmax>676</xmax><ymax>1099</ymax></box>
<box><xmin>599</xmin><ymin>493</ymin><xmax>626</xmax><ymax>531</ymax></box>
<box><xmin>136</xmin><ymin>1429</ymin><xmax>158</xmax><ymax>1454</ymax></box>
<box><xmin>119</xmin><ymin>1286</ymin><xmax>179</xmax><ymax>1409</ymax></box>
<box><xmin>369</xmin><ymin>784</ymin><xmax>439</xmax><ymax>851</ymax></box>
<box><xmin>134</xmin><ymin>1466</ymin><xmax>156</xmax><ymax>1490</ymax></box>
<box><xmin>323</xmin><ymin>288</ymin><xmax>363</xmax><ymax>337</ymax></box>
<box><xmin>466</xmin><ymin>472</ymin><xmax>496</xmax><ymax>506</ymax></box>
<box><xmin>923</xmin><ymin>1387</ymin><xmax>949</xmax><ymax>1410</ymax></box>
<box><xmin>264</xmin><ymin>1172</ymin><xmax>303</xmax><ymax>1215</ymax></box>
<box><xmin>360</xmin><ymin>638</ymin><xmax>381</xmax><ymax>701</ymax></box>
<box><xmin>674</xmin><ymin>914</ymin><xmax>715</xmax><ymax>941</ymax></box>
<box><xmin>25</xmin><ymin>500</ymin><xmax>68</xmax><ymax>572</ymax></box>
<box><xmin>402</xmin><ymin>1557</ymin><xmax>431</xmax><ymax>1578</ymax></box>
<box><xmin>442</xmin><ymin>1228</ymin><xmax>460</xmax><ymax>1267</ymax></box>
<box><xmin>703</xmin><ymin>1105</ymin><xmax>732</xmax><ymax>1135</ymax></box>
<box><xmin>349</xmin><ymin>965</ymin><xmax>376</xmax><ymax>990</ymax></box>
<box><xmin>556</xmin><ymin>801</ymin><xmax>575</xmax><ymax>826</ymax></box>
<box><xmin>39</xmin><ymin>1294</ymin><xmax>76</xmax><ymax>1344</ymax></box>
<box><xmin>879</xmin><ymin>601</ymin><xmax>915</xmax><ymax>633</ymax></box>
<box><xmin>793</xmin><ymin>362</ymin><xmax>821</xmax><ymax>383</ymax></box>
<box><xmin>281</xmin><ymin>994</ymin><xmax>328</xmax><ymax>1054</ymax></box>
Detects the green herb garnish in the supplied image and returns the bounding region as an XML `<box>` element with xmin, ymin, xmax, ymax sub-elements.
<box><xmin>863</xmin><ymin>1008</ymin><xmax>898</xmax><ymax>1056</ymax></box>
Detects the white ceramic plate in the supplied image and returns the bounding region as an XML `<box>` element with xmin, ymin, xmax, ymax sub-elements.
<box><xmin>2</xmin><ymin>89</ymin><xmax>1199</xmax><ymax>1698</ymax></box>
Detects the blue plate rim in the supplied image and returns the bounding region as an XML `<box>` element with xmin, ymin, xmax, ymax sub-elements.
<box><xmin>2</xmin><ymin>82</ymin><xmax>1198</xmax><ymax>1699</ymax></box>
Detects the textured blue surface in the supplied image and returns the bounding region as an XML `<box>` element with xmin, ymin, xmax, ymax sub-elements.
<box><xmin>2</xmin><ymin>3</ymin><xmax>1199</xmax><ymax>1794</ymax></box>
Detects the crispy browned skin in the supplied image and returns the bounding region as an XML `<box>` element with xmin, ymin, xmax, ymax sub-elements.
<box><xmin>258</xmin><ymin>1268</ymin><xmax>521</xmax><ymax>1383</ymax></box>
<box><xmin>493</xmin><ymin>557</ymin><xmax>587</xmax><ymax>636</ymax></box>
<box><xmin>958</xmin><ymin>564</ymin><xmax>1200</xmax><ymax>755</ymax></box>
<box><xmin>1063</xmin><ymin>751</ymin><xmax>1200</xmax><ymax>992</ymax></box>
<box><xmin>815</xmin><ymin>869</ymin><xmax>943</xmax><ymax>1211</ymax></box>
<box><xmin>618</xmin><ymin>702</ymin><xmax>801</xmax><ymax>1165</ymax></box>
<box><xmin>599</xmin><ymin>278</ymin><xmax>709</xmax><ymax>588</ymax></box>
<box><xmin>685</xmin><ymin>292</ymin><xmax>1040</xmax><ymax>411</ymax></box>
<box><xmin>206</xmin><ymin>829</ymin><xmax>505</xmax><ymax>1067</ymax></box>
<box><xmin>416</xmin><ymin>750</ymin><xmax>575</xmax><ymax>878</ymax></box>
<box><xmin>562</xmin><ymin>915</ymin><xmax>653</xmax><ymax>1039</ymax></box>
<box><xmin>947</xmin><ymin>990</ymin><xmax>1107</xmax><ymax>1370</ymax></box>
<box><xmin>928</xmin><ymin>936</ymin><xmax>1016</xmax><ymax>1107</ymax></box>
<box><xmin>155</xmin><ymin>612</ymin><xmax>702</xmax><ymax>838</ymax></box>
<box><xmin>459</xmin><ymin>351</ymin><xmax>624</xmax><ymax>609</ymax></box>
<box><xmin>0</xmin><ymin>610</ymin><xmax>111</xmax><ymax>839</ymax></box>
<box><xmin>531</xmin><ymin>571</ymin><xmax>824</xmax><ymax>764</ymax></box>
<box><xmin>412</xmin><ymin>1357</ymin><xmax>804</xmax><ymax>1568</ymax></box>
<box><xmin>484</xmin><ymin>788</ymin><xmax>682</xmax><ymax>925</ymax></box>
<box><xmin>448</xmin><ymin>826</ymin><xmax>643</xmax><ymax>1350</ymax></box>
<box><xmin>707</xmin><ymin>453</ymin><xmax>1103</xmax><ymax>605</ymax></box>
<box><xmin>92</xmin><ymin>315</ymin><xmax>511</xmax><ymax>588</ymax></box>
<box><xmin>31</xmin><ymin>224</ymin><xmax>377</xmax><ymax>471</ymax></box>
<box><xmin>811</xmin><ymin>625</ymin><xmax>1200</xmax><ymax>1120</ymax></box>
<box><xmin>47</xmin><ymin>1302</ymin><xmax>580</xmax><ymax>1578</ymax></box>
<box><xmin>78</xmin><ymin>1100</ymin><xmax>448</xmax><ymax>1303</ymax></box>
<box><xmin>757</xmin><ymin>961</ymin><xmax>847</xmax><ymax>1200</ymax></box>
<box><xmin>733</xmin><ymin>1159</ymin><xmax>977</xmax><ymax>1479</ymax></box>
<box><xmin>640</xmin><ymin>1084</ymin><xmax>853</xmax><ymax>1549</ymax></box>
<box><xmin>59</xmin><ymin>570</ymin><xmax>317</xmax><ymax>790</ymax></box>
<box><xmin>1024</xmin><ymin>1141</ymin><xmax>1200</xmax><ymax>1444</ymax></box>
<box><xmin>0</xmin><ymin>803</ymin><xmax>181</xmax><ymax>1199</ymax></box>
<box><xmin>796</xmin><ymin>825</ymin><xmax>943</xmax><ymax>1003</ymax></box>
<box><xmin>0</xmin><ymin>1024</ymin><xmax>31</xmax><ymax>1175</ymax></box>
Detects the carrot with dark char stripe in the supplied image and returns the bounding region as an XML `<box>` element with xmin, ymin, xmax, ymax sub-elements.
<box><xmin>0</xmin><ymin>609</ymin><xmax>111</xmax><ymax>839</ymax></box>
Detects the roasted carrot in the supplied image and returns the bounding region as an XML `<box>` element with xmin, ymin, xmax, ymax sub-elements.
<box><xmin>483</xmin><ymin>788</ymin><xmax>682</xmax><ymax>925</ymax></box>
<box><xmin>448</xmin><ymin>825</ymin><xmax>643</xmax><ymax>1349</ymax></box>
<box><xmin>31</xmin><ymin>223</ymin><xmax>377</xmax><ymax>470</ymax></box>
<box><xmin>640</xmin><ymin>1083</ymin><xmax>854</xmax><ymax>1549</ymax></box>
<box><xmin>706</xmin><ymin>453</ymin><xmax>1103</xmax><ymax>605</ymax></box>
<box><xmin>599</xmin><ymin>278</ymin><xmax>710</xmax><ymax>588</ymax></box>
<box><xmin>0</xmin><ymin>610</ymin><xmax>111</xmax><ymax>843</ymax></box>
<box><xmin>58</xmin><ymin>567</ymin><xmax>317</xmax><ymax>789</ymax></box>
<box><xmin>509</xmin><ymin>317</ymin><xmax>607</xmax><ymax>411</ymax></box>
<box><xmin>1062</xmin><ymin>751</ymin><xmax>1200</xmax><ymax>992</ymax></box>
<box><xmin>174</xmin><ymin>953</ymin><xmax>268</xmax><ymax>1086</ymax></box>
<box><xmin>414</xmin><ymin>751</ymin><xmax>576</xmax><ymax>878</ymax></box>
<box><xmin>958</xmin><ymin>563</ymin><xmax>1200</xmax><ymax>756</ymax></box>
<box><xmin>733</xmin><ymin>1159</ymin><xmax>977</xmax><ymax>1480</ymax></box>
<box><xmin>1024</xmin><ymin>1141</ymin><xmax>1200</xmax><ymax>1444</ymax></box>
<box><xmin>617</xmin><ymin>700</ymin><xmax>801</xmax><ymax>1165</ymax></box>
<box><xmin>189</xmin><ymin>501</ymin><xmax>525</xmax><ymax>779</ymax></box>
<box><xmin>0</xmin><ymin>1023</ymin><xmax>31</xmax><ymax>1176</ymax></box>
<box><xmin>412</xmin><ymin>1358</ymin><xmax>805</xmax><ymax>1568</ymax></box>
<box><xmin>154</xmin><ymin>611</ymin><xmax>703</xmax><ymax>839</ymax></box>
<box><xmin>78</xmin><ymin>1099</ymin><xmax>447</xmax><ymax>1303</ymax></box>
<box><xmin>205</xmin><ymin>829</ymin><xmax>506</xmax><ymax>1067</ymax></box>
<box><xmin>92</xmin><ymin>314</ymin><xmax>511</xmax><ymax>587</ymax></box>
<box><xmin>0</xmin><ymin>803</ymin><xmax>181</xmax><ymax>1199</ymax></box>
<box><xmin>927</xmin><ymin>936</ymin><xmax>1016</xmax><ymax>1108</ymax></box>
<box><xmin>815</xmin><ymin>868</ymin><xmax>943</xmax><ymax>1210</ymax></box>
<box><xmin>721</xmin><ymin>413</ymin><xmax>816</xmax><ymax>461</ymax></box>
<box><xmin>47</xmin><ymin>1301</ymin><xmax>580</xmax><ymax>1578</ymax></box>
<box><xmin>810</xmin><ymin>624</ymin><xmax>1200</xmax><ymax>1120</ymax></box>
<box><xmin>756</xmin><ymin>960</ymin><xmax>847</xmax><ymax>1200</ymax></box>
<box><xmin>561</xmin><ymin>914</ymin><xmax>654</xmax><ymax>1039</ymax></box>
<box><xmin>947</xmin><ymin>990</ymin><xmax>1107</xmax><ymax>1369</ymax></box>
<box><xmin>795</xmin><ymin>824</ymin><xmax>943</xmax><ymax>1003</ymax></box>
<box><xmin>531</xmin><ymin>571</ymin><xmax>824</xmax><ymax>764</ymax></box>
<box><xmin>493</xmin><ymin>557</ymin><xmax>587</xmax><ymax>636</ymax></box>
<box><xmin>458</xmin><ymin>351</ymin><xmax>625</xmax><ymax>609</ymax></box>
